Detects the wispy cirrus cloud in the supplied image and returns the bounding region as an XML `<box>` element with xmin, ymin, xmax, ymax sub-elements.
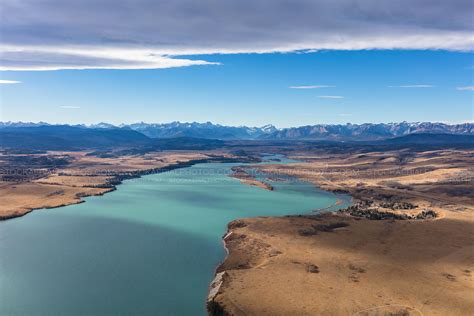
<box><xmin>60</xmin><ymin>105</ymin><xmax>81</xmax><ymax>109</ymax></box>
<box><xmin>1</xmin><ymin>0</ymin><xmax>473</xmax><ymax>71</ymax></box>
<box><xmin>0</xmin><ymin>80</ymin><xmax>21</xmax><ymax>84</ymax></box>
<box><xmin>388</xmin><ymin>85</ymin><xmax>435</xmax><ymax>88</ymax></box>
<box><xmin>318</xmin><ymin>95</ymin><xmax>344</xmax><ymax>99</ymax></box>
<box><xmin>289</xmin><ymin>85</ymin><xmax>335</xmax><ymax>89</ymax></box>
<box><xmin>456</xmin><ymin>86</ymin><xmax>474</xmax><ymax>91</ymax></box>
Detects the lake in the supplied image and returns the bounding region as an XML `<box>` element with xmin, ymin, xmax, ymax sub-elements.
<box><xmin>0</xmin><ymin>158</ymin><xmax>350</xmax><ymax>315</ymax></box>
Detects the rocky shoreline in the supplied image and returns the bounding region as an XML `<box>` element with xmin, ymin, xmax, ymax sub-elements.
<box><xmin>207</xmin><ymin>220</ymin><xmax>251</xmax><ymax>316</ymax></box>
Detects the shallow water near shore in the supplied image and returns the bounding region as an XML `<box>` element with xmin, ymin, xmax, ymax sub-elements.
<box><xmin>0</xmin><ymin>156</ymin><xmax>350</xmax><ymax>315</ymax></box>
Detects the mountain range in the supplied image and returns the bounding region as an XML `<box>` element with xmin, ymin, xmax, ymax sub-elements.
<box><xmin>1</xmin><ymin>123</ymin><xmax>473</xmax><ymax>151</ymax></box>
<box><xmin>0</xmin><ymin>121</ymin><xmax>472</xmax><ymax>141</ymax></box>
<box><xmin>263</xmin><ymin>122</ymin><xmax>473</xmax><ymax>140</ymax></box>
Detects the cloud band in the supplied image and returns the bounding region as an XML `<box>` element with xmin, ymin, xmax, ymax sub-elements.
<box><xmin>1</xmin><ymin>0</ymin><xmax>473</xmax><ymax>71</ymax></box>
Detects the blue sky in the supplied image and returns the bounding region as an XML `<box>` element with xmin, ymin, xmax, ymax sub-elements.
<box><xmin>0</xmin><ymin>0</ymin><xmax>473</xmax><ymax>127</ymax></box>
<box><xmin>1</xmin><ymin>50</ymin><xmax>472</xmax><ymax>127</ymax></box>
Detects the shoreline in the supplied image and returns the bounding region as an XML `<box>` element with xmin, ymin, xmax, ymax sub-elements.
<box><xmin>0</xmin><ymin>187</ymin><xmax>116</xmax><ymax>221</ymax></box>
<box><xmin>206</xmin><ymin>191</ymin><xmax>353</xmax><ymax>315</ymax></box>
<box><xmin>0</xmin><ymin>155</ymin><xmax>258</xmax><ymax>221</ymax></box>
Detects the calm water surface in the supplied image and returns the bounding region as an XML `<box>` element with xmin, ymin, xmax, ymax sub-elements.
<box><xmin>0</xmin><ymin>157</ymin><xmax>350</xmax><ymax>315</ymax></box>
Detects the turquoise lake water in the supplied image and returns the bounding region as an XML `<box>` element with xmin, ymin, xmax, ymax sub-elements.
<box><xmin>0</xmin><ymin>158</ymin><xmax>350</xmax><ymax>315</ymax></box>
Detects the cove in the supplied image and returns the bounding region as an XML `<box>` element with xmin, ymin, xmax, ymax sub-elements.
<box><xmin>0</xmin><ymin>157</ymin><xmax>350</xmax><ymax>315</ymax></box>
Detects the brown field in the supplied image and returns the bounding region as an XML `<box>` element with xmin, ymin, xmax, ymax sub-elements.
<box><xmin>0</xmin><ymin>181</ymin><xmax>110</xmax><ymax>219</ymax></box>
<box><xmin>209</xmin><ymin>149</ymin><xmax>474</xmax><ymax>316</ymax></box>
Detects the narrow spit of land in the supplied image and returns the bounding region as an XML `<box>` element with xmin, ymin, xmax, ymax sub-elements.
<box><xmin>229</xmin><ymin>166</ymin><xmax>274</xmax><ymax>191</ymax></box>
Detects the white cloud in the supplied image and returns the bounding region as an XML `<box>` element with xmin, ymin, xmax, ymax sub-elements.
<box><xmin>318</xmin><ymin>95</ymin><xmax>344</xmax><ymax>99</ymax></box>
<box><xmin>0</xmin><ymin>80</ymin><xmax>21</xmax><ymax>84</ymax></box>
<box><xmin>0</xmin><ymin>47</ymin><xmax>219</xmax><ymax>71</ymax></box>
<box><xmin>388</xmin><ymin>85</ymin><xmax>435</xmax><ymax>88</ymax></box>
<box><xmin>1</xmin><ymin>0</ymin><xmax>473</xmax><ymax>71</ymax></box>
<box><xmin>60</xmin><ymin>105</ymin><xmax>80</xmax><ymax>109</ymax></box>
<box><xmin>456</xmin><ymin>86</ymin><xmax>474</xmax><ymax>91</ymax></box>
<box><xmin>289</xmin><ymin>85</ymin><xmax>335</xmax><ymax>89</ymax></box>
